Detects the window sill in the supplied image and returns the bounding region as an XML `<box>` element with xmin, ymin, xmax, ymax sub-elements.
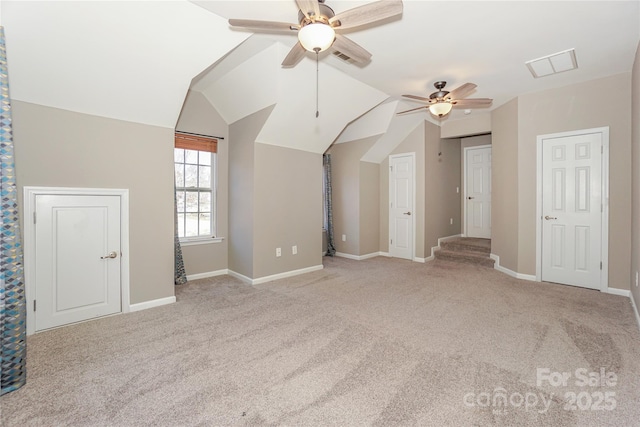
<box><xmin>180</xmin><ymin>237</ymin><xmax>225</xmax><ymax>247</ymax></box>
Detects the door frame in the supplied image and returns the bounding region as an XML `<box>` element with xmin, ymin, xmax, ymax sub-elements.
<box><xmin>535</xmin><ymin>127</ymin><xmax>609</xmax><ymax>291</ymax></box>
<box><xmin>388</xmin><ymin>152</ymin><xmax>416</xmax><ymax>261</ymax></box>
<box><xmin>462</xmin><ymin>144</ymin><xmax>492</xmax><ymax>237</ymax></box>
<box><xmin>24</xmin><ymin>186</ymin><xmax>130</xmax><ymax>335</ymax></box>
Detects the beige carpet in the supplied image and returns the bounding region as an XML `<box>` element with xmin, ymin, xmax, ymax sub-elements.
<box><xmin>2</xmin><ymin>256</ymin><xmax>639</xmax><ymax>426</ymax></box>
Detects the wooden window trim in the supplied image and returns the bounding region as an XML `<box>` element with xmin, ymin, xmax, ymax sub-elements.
<box><xmin>175</xmin><ymin>132</ymin><xmax>217</xmax><ymax>153</ymax></box>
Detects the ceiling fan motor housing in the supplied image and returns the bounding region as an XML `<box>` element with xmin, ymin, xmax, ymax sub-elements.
<box><xmin>430</xmin><ymin>81</ymin><xmax>450</xmax><ymax>100</ymax></box>
<box><xmin>298</xmin><ymin>3</ymin><xmax>335</xmax><ymax>24</ymax></box>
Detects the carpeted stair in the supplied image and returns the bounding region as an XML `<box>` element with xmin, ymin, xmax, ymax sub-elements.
<box><xmin>435</xmin><ymin>237</ymin><xmax>495</xmax><ymax>267</ymax></box>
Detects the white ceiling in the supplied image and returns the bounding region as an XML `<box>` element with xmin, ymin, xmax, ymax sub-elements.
<box><xmin>193</xmin><ymin>0</ymin><xmax>640</xmax><ymax>123</ymax></box>
<box><xmin>1</xmin><ymin>0</ymin><xmax>250</xmax><ymax>127</ymax></box>
<box><xmin>2</xmin><ymin>1</ymin><xmax>639</xmax><ymax>154</ymax></box>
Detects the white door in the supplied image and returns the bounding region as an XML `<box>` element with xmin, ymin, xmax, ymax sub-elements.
<box><xmin>541</xmin><ymin>132</ymin><xmax>602</xmax><ymax>289</ymax></box>
<box><xmin>35</xmin><ymin>194</ymin><xmax>122</xmax><ymax>331</ymax></box>
<box><xmin>465</xmin><ymin>146</ymin><xmax>492</xmax><ymax>238</ymax></box>
<box><xmin>389</xmin><ymin>154</ymin><xmax>414</xmax><ymax>260</ymax></box>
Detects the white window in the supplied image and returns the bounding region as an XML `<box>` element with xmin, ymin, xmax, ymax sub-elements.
<box><xmin>174</xmin><ymin>133</ymin><xmax>217</xmax><ymax>242</ymax></box>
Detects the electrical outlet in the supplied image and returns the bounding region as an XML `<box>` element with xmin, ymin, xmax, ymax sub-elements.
<box><xmin>456</xmin><ymin>187</ymin><xmax>460</xmax><ymax>194</ymax></box>
<box><xmin>450</xmin><ymin>218</ymin><xmax>453</xmax><ymax>225</ymax></box>
<box><xmin>292</xmin><ymin>245</ymin><xmax>297</xmax><ymax>255</ymax></box>
<box><xmin>276</xmin><ymin>247</ymin><xmax>281</xmax><ymax>257</ymax></box>
<box><xmin>342</xmin><ymin>234</ymin><xmax>346</xmax><ymax>242</ymax></box>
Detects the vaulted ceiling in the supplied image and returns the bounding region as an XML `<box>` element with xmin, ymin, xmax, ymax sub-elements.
<box><xmin>3</xmin><ymin>1</ymin><xmax>639</xmax><ymax>155</ymax></box>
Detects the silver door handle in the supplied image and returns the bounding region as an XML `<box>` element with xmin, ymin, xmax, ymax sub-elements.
<box><xmin>467</xmin><ymin>196</ymin><xmax>475</xmax><ymax>200</ymax></box>
<box><xmin>544</xmin><ymin>216</ymin><xmax>557</xmax><ymax>220</ymax></box>
<box><xmin>403</xmin><ymin>212</ymin><xmax>411</xmax><ymax>216</ymax></box>
<box><xmin>100</xmin><ymin>251</ymin><xmax>118</xmax><ymax>259</ymax></box>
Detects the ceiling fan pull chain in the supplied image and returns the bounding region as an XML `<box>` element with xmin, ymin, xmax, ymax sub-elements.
<box><xmin>315</xmin><ymin>48</ymin><xmax>320</xmax><ymax>118</ymax></box>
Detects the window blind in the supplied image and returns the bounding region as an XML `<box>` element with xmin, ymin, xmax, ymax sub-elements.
<box><xmin>175</xmin><ymin>132</ymin><xmax>217</xmax><ymax>153</ymax></box>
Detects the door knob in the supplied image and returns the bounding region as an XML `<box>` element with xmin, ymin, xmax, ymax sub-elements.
<box><xmin>467</xmin><ymin>196</ymin><xmax>475</xmax><ymax>200</ymax></box>
<box><xmin>100</xmin><ymin>251</ymin><xmax>118</xmax><ymax>259</ymax></box>
<box><xmin>403</xmin><ymin>212</ymin><xmax>411</xmax><ymax>216</ymax></box>
<box><xmin>544</xmin><ymin>216</ymin><xmax>557</xmax><ymax>220</ymax></box>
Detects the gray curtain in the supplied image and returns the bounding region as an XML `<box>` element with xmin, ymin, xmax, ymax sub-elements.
<box><xmin>0</xmin><ymin>26</ymin><xmax>26</xmax><ymax>396</ymax></box>
<box><xmin>174</xmin><ymin>188</ymin><xmax>187</xmax><ymax>285</ymax></box>
<box><xmin>323</xmin><ymin>154</ymin><xmax>336</xmax><ymax>256</ymax></box>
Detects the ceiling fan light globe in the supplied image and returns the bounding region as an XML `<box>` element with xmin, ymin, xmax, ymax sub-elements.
<box><xmin>429</xmin><ymin>101</ymin><xmax>453</xmax><ymax>117</ymax></box>
<box><xmin>298</xmin><ymin>23</ymin><xmax>335</xmax><ymax>52</ymax></box>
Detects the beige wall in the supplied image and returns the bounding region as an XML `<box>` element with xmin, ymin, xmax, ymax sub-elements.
<box><xmin>631</xmin><ymin>42</ymin><xmax>640</xmax><ymax>310</ymax></box>
<box><xmin>460</xmin><ymin>134</ymin><xmax>492</xmax><ymax>150</ymax></box>
<box><xmin>440</xmin><ymin>113</ymin><xmax>492</xmax><ymax>139</ymax></box>
<box><xmin>517</xmin><ymin>73</ymin><xmax>632</xmax><ymax>289</ymax></box>
<box><xmin>424</xmin><ymin>121</ymin><xmax>461</xmax><ymax>253</ymax></box>
<box><xmin>491</xmin><ymin>98</ymin><xmax>519</xmax><ymax>271</ymax></box>
<box><xmin>359</xmin><ymin>161</ymin><xmax>380</xmax><ymax>255</ymax></box>
<box><xmin>229</xmin><ymin>106</ymin><xmax>322</xmax><ymax>280</ymax></box>
<box><xmin>228</xmin><ymin>107</ymin><xmax>265</xmax><ymax>278</ymax></box>
<box><xmin>176</xmin><ymin>90</ymin><xmax>229</xmax><ymax>275</ymax></box>
<box><xmin>253</xmin><ymin>143</ymin><xmax>322</xmax><ymax>277</ymax></box>
<box><xmin>491</xmin><ymin>73</ymin><xmax>632</xmax><ymax>289</ymax></box>
<box><xmin>12</xmin><ymin>101</ymin><xmax>175</xmax><ymax>305</ymax></box>
<box><xmin>329</xmin><ymin>137</ymin><xmax>377</xmax><ymax>256</ymax></box>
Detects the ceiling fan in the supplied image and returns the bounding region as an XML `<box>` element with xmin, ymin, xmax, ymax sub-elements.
<box><xmin>228</xmin><ymin>0</ymin><xmax>403</xmax><ymax>67</ymax></box>
<box><xmin>398</xmin><ymin>81</ymin><xmax>493</xmax><ymax>117</ymax></box>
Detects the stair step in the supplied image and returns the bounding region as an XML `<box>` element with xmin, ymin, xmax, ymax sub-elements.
<box><xmin>434</xmin><ymin>248</ymin><xmax>495</xmax><ymax>268</ymax></box>
<box><xmin>441</xmin><ymin>240</ymin><xmax>491</xmax><ymax>255</ymax></box>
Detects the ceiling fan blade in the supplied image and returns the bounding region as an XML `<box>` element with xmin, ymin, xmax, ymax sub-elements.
<box><xmin>446</xmin><ymin>83</ymin><xmax>477</xmax><ymax>100</ymax></box>
<box><xmin>451</xmin><ymin>98</ymin><xmax>493</xmax><ymax>107</ymax></box>
<box><xmin>229</xmin><ymin>19</ymin><xmax>299</xmax><ymax>32</ymax></box>
<box><xmin>296</xmin><ymin>0</ymin><xmax>320</xmax><ymax>19</ymax></box>
<box><xmin>282</xmin><ymin>42</ymin><xmax>307</xmax><ymax>67</ymax></box>
<box><xmin>402</xmin><ymin>94</ymin><xmax>432</xmax><ymax>102</ymax></box>
<box><xmin>397</xmin><ymin>105</ymin><xmax>429</xmax><ymax>115</ymax></box>
<box><xmin>332</xmin><ymin>34</ymin><xmax>372</xmax><ymax>64</ymax></box>
<box><xmin>329</xmin><ymin>0</ymin><xmax>403</xmax><ymax>30</ymax></box>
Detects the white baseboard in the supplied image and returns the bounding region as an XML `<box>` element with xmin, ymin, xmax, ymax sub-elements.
<box><xmin>187</xmin><ymin>269</ymin><xmax>228</xmax><ymax>281</ymax></box>
<box><xmin>490</xmin><ymin>254</ymin><xmax>537</xmax><ymax>281</ymax></box>
<box><xmin>427</xmin><ymin>233</ymin><xmax>463</xmax><ymax>262</ymax></box>
<box><xmin>252</xmin><ymin>264</ymin><xmax>324</xmax><ymax>285</ymax></box>
<box><xmin>335</xmin><ymin>251</ymin><xmax>386</xmax><ymax>261</ymax></box>
<box><xmin>129</xmin><ymin>296</ymin><xmax>176</xmax><ymax>312</ymax></box>
<box><xmin>630</xmin><ymin>293</ymin><xmax>640</xmax><ymax>332</ymax></box>
<box><xmin>227</xmin><ymin>269</ymin><xmax>253</xmax><ymax>284</ymax></box>
<box><xmin>413</xmin><ymin>257</ymin><xmax>427</xmax><ymax>263</ymax></box>
<box><xmin>603</xmin><ymin>287</ymin><xmax>631</xmax><ymax>297</ymax></box>
<box><xmin>228</xmin><ymin>265</ymin><xmax>324</xmax><ymax>285</ymax></box>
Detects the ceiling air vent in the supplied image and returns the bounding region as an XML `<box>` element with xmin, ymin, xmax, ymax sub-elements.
<box><xmin>333</xmin><ymin>50</ymin><xmax>355</xmax><ymax>63</ymax></box>
<box><xmin>526</xmin><ymin>48</ymin><xmax>578</xmax><ymax>78</ymax></box>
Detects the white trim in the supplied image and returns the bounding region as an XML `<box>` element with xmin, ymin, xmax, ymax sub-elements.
<box><xmin>24</xmin><ymin>186</ymin><xmax>131</xmax><ymax>335</ymax></box>
<box><xmin>379</xmin><ymin>252</ymin><xmax>390</xmax><ymax>257</ymax></box>
<box><xmin>252</xmin><ymin>265</ymin><xmax>324</xmax><ymax>285</ymax></box>
<box><xmin>413</xmin><ymin>257</ymin><xmax>427</xmax><ymax>263</ymax></box>
<box><xmin>630</xmin><ymin>294</ymin><xmax>640</xmax><ymax>332</ymax></box>
<box><xmin>186</xmin><ymin>269</ymin><xmax>228</xmax><ymax>281</ymax></box>
<box><xmin>180</xmin><ymin>237</ymin><xmax>225</xmax><ymax>247</ymax></box>
<box><xmin>427</xmin><ymin>234</ymin><xmax>463</xmax><ymax>261</ymax></box>
<box><xmin>491</xmin><ymin>254</ymin><xmax>537</xmax><ymax>281</ymax></box>
<box><xmin>602</xmin><ymin>288</ymin><xmax>631</xmax><ymax>297</ymax></box>
<box><xmin>535</xmin><ymin>127</ymin><xmax>609</xmax><ymax>292</ymax></box>
<box><xmin>388</xmin><ymin>152</ymin><xmax>416</xmax><ymax>261</ymax></box>
<box><xmin>462</xmin><ymin>145</ymin><xmax>492</xmax><ymax>237</ymax></box>
<box><xmin>229</xmin><ymin>265</ymin><xmax>324</xmax><ymax>285</ymax></box>
<box><xmin>335</xmin><ymin>251</ymin><xmax>385</xmax><ymax>261</ymax></box>
<box><xmin>129</xmin><ymin>296</ymin><xmax>176</xmax><ymax>312</ymax></box>
<box><xmin>227</xmin><ymin>269</ymin><xmax>253</xmax><ymax>284</ymax></box>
